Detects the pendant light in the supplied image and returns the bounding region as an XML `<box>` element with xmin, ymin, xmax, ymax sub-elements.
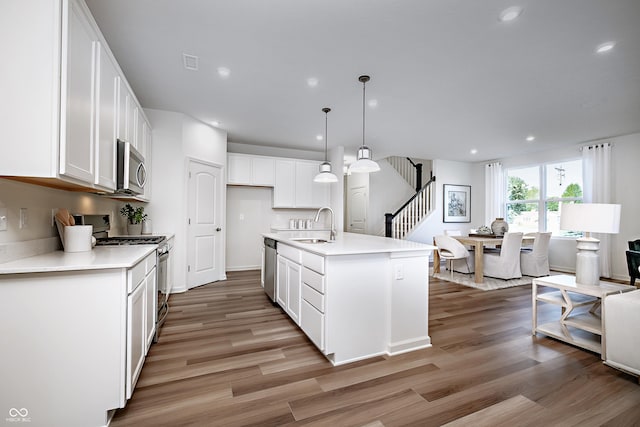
<box><xmin>314</xmin><ymin>107</ymin><xmax>338</xmax><ymax>183</ymax></box>
<box><xmin>348</xmin><ymin>75</ymin><xmax>380</xmax><ymax>173</ymax></box>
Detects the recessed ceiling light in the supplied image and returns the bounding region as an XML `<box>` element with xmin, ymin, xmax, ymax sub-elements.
<box><xmin>306</xmin><ymin>77</ymin><xmax>319</xmax><ymax>88</ymax></box>
<box><xmin>595</xmin><ymin>41</ymin><xmax>616</xmax><ymax>54</ymax></box>
<box><xmin>499</xmin><ymin>6</ymin><xmax>523</xmax><ymax>22</ymax></box>
<box><xmin>470</xmin><ymin>149</ymin><xmax>478</xmax><ymax>155</ymax></box>
<box><xmin>368</xmin><ymin>99</ymin><xmax>378</xmax><ymax>108</ymax></box>
<box><xmin>316</xmin><ymin>135</ymin><xmax>323</xmax><ymax>141</ymax></box>
<box><xmin>217</xmin><ymin>67</ymin><xmax>231</xmax><ymax>78</ymax></box>
<box><xmin>526</xmin><ymin>135</ymin><xmax>535</xmax><ymax>142</ymax></box>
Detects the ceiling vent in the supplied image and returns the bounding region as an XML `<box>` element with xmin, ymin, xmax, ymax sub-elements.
<box><xmin>183</xmin><ymin>53</ymin><xmax>199</xmax><ymax>71</ymax></box>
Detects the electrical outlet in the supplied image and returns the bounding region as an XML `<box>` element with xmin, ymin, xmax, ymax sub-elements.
<box><xmin>0</xmin><ymin>208</ymin><xmax>7</xmax><ymax>231</ymax></box>
<box><xmin>19</xmin><ymin>208</ymin><xmax>28</xmax><ymax>229</ymax></box>
<box><xmin>394</xmin><ymin>264</ymin><xmax>404</xmax><ymax>280</ymax></box>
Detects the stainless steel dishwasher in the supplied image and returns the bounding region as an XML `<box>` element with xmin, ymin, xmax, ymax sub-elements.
<box><xmin>263</xmin><ymin>238</ymin><xmax>277</xmax><ymax>302</ymax></box>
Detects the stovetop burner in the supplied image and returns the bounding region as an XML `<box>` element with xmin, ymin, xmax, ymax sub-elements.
<box><xmin>96</xmin><ymin>236</ymin><xmax>166</xmax><ymax>246</ymax></box>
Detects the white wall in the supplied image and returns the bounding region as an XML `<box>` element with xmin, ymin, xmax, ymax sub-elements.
<box><xmin>228</xmin><ymin>141</ymin><xmax>323</xmax><ymax>161</ymax></box>
<box><xmin>407</xmin><ymin>159</ymin><xmax>482</xmax><ymax>246</ymax></box>
<box><xmin>225</xmin><ymin>186</ymin><xmax>325</xmax><ymax>270</ymax></box>
<box><xmin>0</xmin><ymin>178</ymin><xmax>122</xmax><ymax>263</ymax></box>
<box><xmin>368</xmin><ymin>159</ymin><xmax>415</xmax><ymax>236</ymax></box>
<box><xmin>145</xmin><ymin>108</ymin><xmax>227</xmax><ymax>292</ymax></box>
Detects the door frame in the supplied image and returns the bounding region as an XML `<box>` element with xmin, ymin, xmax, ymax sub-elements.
<box><xmin>184</xmin><ymin>157</ymin><xmax>226</xmax><ymax>289</ymax></box>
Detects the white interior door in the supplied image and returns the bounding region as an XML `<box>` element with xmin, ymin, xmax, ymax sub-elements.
<box><xmin>187</xmin><ymin>160</ymin><xmax>223</xmax><ymax>289</ymax></box>
<box><xmin>347</xmin><ymin>185</ymin><xmax>367</xmax><ymax>234</ymax></box>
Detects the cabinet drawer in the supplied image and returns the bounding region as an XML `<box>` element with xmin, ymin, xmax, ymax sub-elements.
<box><xmin>302</xmin><ymin>267</ymin><xmax>325</xmax><ymax>294</ymax></box>
<box><xmin>301</xmin><ymin>299</ymin><xmax>325</xmax><ymax>351</ymax></box>
<box><xmin>128</xmin><ymin>259</ymin><xmax>146</xmax><ymax>294</ymax></box>
<box><xmin>302</xmin><ymin>283</ymin><xmax>325</xmax><ymax>313</ymax></box>
<box><xmin>128</xmin><ymin>252</ymin><xmax>155</xmax><ymax>293</ymax></box>
<box><xmin>145</xmin><ymin>252</ymin><xmax>156</xmax><ymax>273</ymax></box>
<box><xmin>278</xmin><ymin>244</ymin><xmax>301</xmax><ymax>264</ymax></box>
<box><xmin>302</xmin><ymin>251</ymin><xmax>325</xmax><ymax>274</ymax></box>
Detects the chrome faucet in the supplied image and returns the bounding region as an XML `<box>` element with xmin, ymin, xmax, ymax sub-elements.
<box><xmin>314</xmin><ymin>207</ymin><xmax>336</xmax><ymax>241</ymax></box>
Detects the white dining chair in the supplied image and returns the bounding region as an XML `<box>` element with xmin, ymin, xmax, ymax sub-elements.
<box><xmin>435</xmin><ymin>235</ymin><xmax>474</xmax><ymax>278</ymax></box>
<box><xmin>483</xmin><ymin>232</ymin><xmax>523</xmax><ymax>279</ymax></box>
<box><xmin>520</xmin><ymin>232</ymin><xmax>551</xmax><ymax>277</ymax></box>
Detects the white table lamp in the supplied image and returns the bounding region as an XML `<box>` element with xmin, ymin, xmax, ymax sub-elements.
<box><xmin>560</xmin><ymin>203</ymin><xmax>621</xmax><ymax>285</ymax></box>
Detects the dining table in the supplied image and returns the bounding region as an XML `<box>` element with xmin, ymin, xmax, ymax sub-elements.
<box><xmin>433</xmin><ymin>234</ymin><xmax>535</xmax><ymax>284</ymax></box>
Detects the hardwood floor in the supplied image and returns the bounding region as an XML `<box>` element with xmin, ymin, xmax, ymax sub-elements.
<box><xmin>111</xmin><ymin>271</ymin><xmax>640</xmax><ymax>426</ymax></box>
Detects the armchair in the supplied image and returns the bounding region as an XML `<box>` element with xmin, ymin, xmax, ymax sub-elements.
<box><xmin>434</xmin><ymin>235</ymin><xmax>474</xmax><ymax>278</ymax></box>
<box><xmin>626</xmin><ymin>250</ymin><xmax>640</xmax><ymax>287</ymax></box>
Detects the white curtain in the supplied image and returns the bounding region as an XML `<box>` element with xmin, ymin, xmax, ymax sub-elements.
<box><xmin>582</xmin><ymin>143</ymin><xmax>613</xmax><ymax>277</ymax></box>
<box><xmin>485</xmin><ymin>162</ymin><xmax>505</xmax><ymax>225</ymax></box>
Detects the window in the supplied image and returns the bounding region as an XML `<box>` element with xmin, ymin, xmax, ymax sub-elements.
<box><xmin>505</xmin><ymin>159</ymin><xmax>582</xmax><ymax>236</ymax></box>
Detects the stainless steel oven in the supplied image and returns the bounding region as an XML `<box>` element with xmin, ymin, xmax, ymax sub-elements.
<box><xmin>155</xmin><ymin>239</ymin><xmax>173</xmax><ymax>341</ymax></box>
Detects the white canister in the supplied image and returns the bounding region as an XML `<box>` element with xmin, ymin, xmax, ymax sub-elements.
<box><xmin>63</xmin><ymin>225</ymin><xmax>93</xmax><ymax>253</ymax></box>
<box><xmin>142</xmin><ymin>220</ymin><xmax>152</xmax><ymax>235</ymax></box>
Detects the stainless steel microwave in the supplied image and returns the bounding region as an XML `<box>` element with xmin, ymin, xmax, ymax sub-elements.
<box><xmin>116</xmin><ymin>139</ymin><xmax>146</xmax><ymax>195</ymax></box>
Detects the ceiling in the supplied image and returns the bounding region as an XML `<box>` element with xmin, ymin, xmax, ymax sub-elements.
<box><xmin>85</xmin><ymin>0</ymin><xmax>640</xmax><ymax>163</ymax></box>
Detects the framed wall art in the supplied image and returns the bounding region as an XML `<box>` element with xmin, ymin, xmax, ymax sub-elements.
<box><xmin>443</xmin><ymin>184</ymin><xmax>471</xmax><ymax>223</ymax></box>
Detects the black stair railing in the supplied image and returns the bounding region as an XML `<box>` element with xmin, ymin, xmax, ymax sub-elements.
<box><xmin>385</xmin><ymin>174</ymin><xmax>436</xmax><ymax>238</ymax></box>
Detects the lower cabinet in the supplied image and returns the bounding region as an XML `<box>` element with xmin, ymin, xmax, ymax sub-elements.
<box><xmin>126</xmin><ymin>251</ymin><xmax>156</xmax><ymax>399</ymax></box>
<box><xmin>300</xmin><ymin>258</ymin><xmax>326</xmax><ymax>351</ymax></box>
<box><xmin>276</xmin><ymin>245</ymin><xmax>302</xmax><ymax>325</ymax></box>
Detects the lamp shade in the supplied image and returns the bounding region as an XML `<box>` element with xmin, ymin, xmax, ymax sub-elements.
<box><xmin>559</xmin><ymin>203</ymin><xmax>621</xmax><ymax>234</ymax></box>
<box><xmin>348</xmin><ymin>146</ymin><xmax>380</xmax><ymax>173</ymax></box>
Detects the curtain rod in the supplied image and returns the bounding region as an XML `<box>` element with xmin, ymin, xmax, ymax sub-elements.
<box><xmin>581</xmin><ymin>142</ymin><xmax>611</xmax><ymax>151</ymax></box>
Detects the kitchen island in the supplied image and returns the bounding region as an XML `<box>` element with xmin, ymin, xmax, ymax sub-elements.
<box><xmin>263</xmin><ymin>232</ymin><xmax>436</xmax><ymax>365</ymax></box>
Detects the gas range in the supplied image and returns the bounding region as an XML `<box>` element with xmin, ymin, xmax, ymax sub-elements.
<box><xmin>95</xmin><ymin>236</ymin><xmax>166</xmax><ymax>246</ymax></box>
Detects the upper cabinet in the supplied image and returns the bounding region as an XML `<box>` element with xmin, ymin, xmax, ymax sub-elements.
<box><xmin>274</xmin><ymin>159</ymin><xmax>330</xmax><ymax>209</ymax></box>
<box><xmin>227</xmin><ymin>153</ymin><xmax>275</xmax><ymax>186</ymax></box>
<box><xmin>0</xmin><ymin>0</ymin><xmax>151</xmax><ymax>198</ymax></box>
<box><xmin>227</xmin><ymin>153</ymin><xmax>331</xmax><ymax>209</ymax></box>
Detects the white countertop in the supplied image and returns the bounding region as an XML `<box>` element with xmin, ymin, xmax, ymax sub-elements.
<box><xmin>0</xmin><ymin>245</ymin><xmax>157</xmax><ymax>274</ymax></box>
<box><xmin>263</xmin><ymin>232</ymin><xmax>436</xmax><ymax>256</ymax></box>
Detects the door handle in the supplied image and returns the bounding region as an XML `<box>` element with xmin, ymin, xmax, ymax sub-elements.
<box><xmin>216</xmin><ymin>227</ymin><xmax>222</xmax><ymax>232</ymax></box>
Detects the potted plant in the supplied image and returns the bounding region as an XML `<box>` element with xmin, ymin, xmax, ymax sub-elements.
<box><xmin>120</xmin><ymin>203</ymin><xmax>147</xmax><ymax>235</ymax></box>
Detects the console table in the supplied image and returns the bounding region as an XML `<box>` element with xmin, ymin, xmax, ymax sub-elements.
<box><xmin>532</xmin><ymin>275</ymin><xmax>635</xmax><ymax>359</ymax></box>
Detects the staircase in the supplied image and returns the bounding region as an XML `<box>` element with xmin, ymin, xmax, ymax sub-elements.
<box><xmin>385</xmin><ymin>176</ymin><xmax>436</xmax><ymax>240</ymax></box>
<box><xmin>386</xmin><ymin>156</ymin><xmax>421</xmax><ymax>190</ymax></box>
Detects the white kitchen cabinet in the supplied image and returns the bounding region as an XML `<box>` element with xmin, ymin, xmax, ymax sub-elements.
<box><xmin>144</xmin><ymin>264</ymin><xmax>157</xmax><ymax>351</ymax></box>
<box><xmin>227</xmin><ymin>153</ymin><xmax>275</xmax><ymax>186</ymax></box>
<box><xmin>301</xmin><ymin>255</ymin><xmax>326</xmax><ymax>350</ymax></box>
<box><xmin>0</xmin><ymin>0</ymin><xmax>152</xmax><ymax>198</ymax></box>
<box><xmin>273</xmin><ymin>159</ymin><xmax>330</xmax><ymax>208</ymax></box>
<box><xmin>274</xmin><ymin>159</ymin><xmax>296</xmax><ymax>207</ymax></box>
<box><xmin>94</xmin><ymin>42</ymin><xmax>118</xmax><ymax>190</ymax></box>
<box><xmin>126</xmin><ymin>273</ymin><xmax>145</xmax><ymax>400</ymax></box>
<box><xmin>276</xmin><ymin>244</ymin><xmax>302</xmax><ymax>325</ymax></box>
<box><xmin>59</xmin><ymin>0</ymin><xmax>98</xmax><ymax>184</ymax></box>
<box><xmin>126</xmin><ymin>251</ymin><xmax>156</xmax><ymax>399</ymax></box>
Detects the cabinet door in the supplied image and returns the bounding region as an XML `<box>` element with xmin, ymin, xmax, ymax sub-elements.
<box><xmin>294</xmin><ymin>161</ymin><xmax>316</xmax><ymax>208</ymax></box>
<box><xmin>287</xmin><ymin>261</ymin><xmax>301</xmax><ymax>325</ymax></box>
<box><xmin>144</xmin><ymin>267</ymin><xmax>157</xmax><ymax>352</ymax></box>
<box><xmin>94</xmin><ymin>42</ymin><xmax>118</xmax><ymax>190</ymax></box>
<box><xmin>252</xmin><ymin>157</ymin><xmax>275</xmax><ymax>186</ymax></box>
<box><xmin>116</xmin><ymin>78</ymin><xmax>127</xmax><ymax>142</ymax></box>
<box><xmin>125</xmin><ymin>92</ymin><xmax>137</xmax><ymax>146</ymax></box>
<box><xmin>227</xmin><ymin>153</ymin><xmax>252</xmax><ymax>185</ymax></box>
<box><xmin>276</xmin><ymin>255</ymin><xmax>288</xmax><ymax>308</ymax></box>
<box><xmin>273</xmin><ymin>159</ymin><xmax>296</xmax><ymax>207</ymax></box>
<box><xmin>126</xmin><ymin>280</ymin><xmax>145</xmax><ymax>399</ymax></box>
<box><xmin>59</xmin><ymin>0</ymin><xmax>97</xmax><ymax>183</ymax></box>
<box><xmin>140</xmin><ymin>120</ymin><xmax>152</xmax><ymax>201</ymax></box>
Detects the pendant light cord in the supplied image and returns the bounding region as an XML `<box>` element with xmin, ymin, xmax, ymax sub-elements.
<box><xmin>362</xmin><ymin>79</ymin><xmax>366</xmax><ymax>149</ymax></box>
<box><xmin>322</xmin><ymin>107</ymin><xmax>331</xmax><ymax>161</ymax></box>
<box><xmin>325</xmin><ymin>111</ymin><xmax>328</xmax><ymax>161</ymax></box>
